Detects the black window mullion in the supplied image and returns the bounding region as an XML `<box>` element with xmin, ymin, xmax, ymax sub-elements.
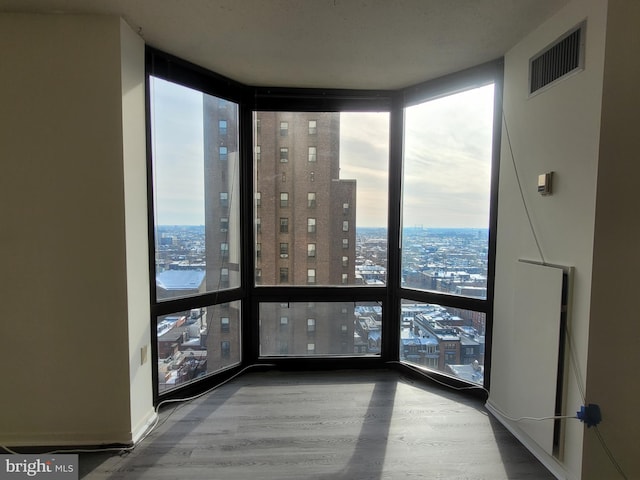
<box><xmin>383</xmin><ymin>93</ymin><xmax>405</xmax><ymax>362</ymax></box>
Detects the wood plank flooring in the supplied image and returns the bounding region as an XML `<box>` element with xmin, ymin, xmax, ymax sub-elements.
<box><xmin>80</xmin><ymin>369</ymin><xmax>555</xmax><ymax>479</ymax></box>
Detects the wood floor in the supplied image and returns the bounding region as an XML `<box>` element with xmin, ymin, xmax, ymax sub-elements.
<box><xmin>80</xmin><ymin>369</ymin><xmax>555</xmax><ymax>479</ymax></box>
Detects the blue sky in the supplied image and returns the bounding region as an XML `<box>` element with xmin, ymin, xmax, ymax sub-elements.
<box><xmin>150</xmin><ymin>77</ymin><xmax>494</xmax><ymax>228</ymax></box>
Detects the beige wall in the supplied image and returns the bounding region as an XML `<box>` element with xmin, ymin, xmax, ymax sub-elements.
<box><xmin>490</xmin><ymin>0</ymin><xmax>607</xmax><ymax>478</ymax></box>
<box><xmin>0</xmin><ymin>13</ymin><xmax>152</xmax><ymax>446</ymax></box>
<box><xmin>120</xmin><ymin>19</ymin><xmax>155</xmax><ymax>443</ymax></box>
<box><xmin>584</xmin><ymin>1</ymin><xmax>640</xmax><ymax>478</ymax></box>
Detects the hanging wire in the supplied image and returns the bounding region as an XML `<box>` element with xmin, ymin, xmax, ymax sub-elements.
<box><xmin>502</xmin><ymin>110</ymin><xmax>546</xmax><ymax>265</ymax></box>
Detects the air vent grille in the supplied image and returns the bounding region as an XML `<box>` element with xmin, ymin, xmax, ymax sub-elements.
<box><xmin>529</xmin><ymin>23</ymin><xmax>585</xmax><ymax>95</ymax></box>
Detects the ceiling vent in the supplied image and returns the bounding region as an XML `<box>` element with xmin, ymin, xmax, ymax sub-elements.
<box><xmin>529</xmin><ymin>22</ymin><xmax>585</xmax><ymax>95</ymax></box>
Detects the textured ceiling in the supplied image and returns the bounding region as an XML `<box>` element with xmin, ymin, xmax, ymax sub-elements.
<box><xmin>0</xmin><ymin>0</ymin><xmax>569</xmax><ymax>89</ymax></box>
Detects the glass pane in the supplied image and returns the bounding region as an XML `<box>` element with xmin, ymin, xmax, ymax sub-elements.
<box><xmin>157</xmin><ymin>301</ymin><xmax>241</xmax><ymax>393</ymax></box>
<box><xmin>400</xmin><ymin>300</ymin><xmax>485</xmax><ymax>384</ymax></box>
<box><xmin>254</xmin><ymin>112</ymin><xmax>389</xmax><ymax>286</ymax></box>
<box><xmin>401</xmin><ymin>85</ymin><xmax>494</xmax><ymax>298</ymax></box>
<box><xmin>259</xmin><ymin>302</ymin><xmax>382</xmax><ymax>356</ymax></box>
<box><xmin>150</xmin><ymin>77</ymin><xmax>241</xmax><ymax>301</ymax></box>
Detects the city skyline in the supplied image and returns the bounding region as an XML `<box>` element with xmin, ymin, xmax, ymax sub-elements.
<box><xmin>150</xmin><ymin>77</ymin><xmax>494</xmax><ymax>228</ymax></box>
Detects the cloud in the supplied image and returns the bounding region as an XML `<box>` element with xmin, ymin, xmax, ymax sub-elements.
<box><xmin>340</xmin><ymin>112</ymin><xmax>390</xmax><ymax>227</ymax></box>
<box><xmin>150</xmin><ymin>77</ymin><xmax>205</xmax><ymax>225</ymax></box>
<box><xmin>402</xmin><ymin>84</ymin><xmax>494</xmax><ymax>228</ymax></box>
<box><xmin>150</xmin><ymin>80</ymin><xmax>495</xmax><ymax>229</ymax></box>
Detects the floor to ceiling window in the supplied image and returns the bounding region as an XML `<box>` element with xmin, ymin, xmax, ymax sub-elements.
<box><xmin>146</xmin><ymin>47</ymin><xmax>501</xmax><ymax>401</ymax></box>
<box><xmin>148</xmin><ymin>71</ymin><xmax>243</xmax><ymax>396</ymax></box>
<box><xmin>253</xmin><ymin>111</ymin><xmax>389</xmax><ymax>357</ymax></box>
<box><xmin>399</xmin><ymin>84</ymin><xmax>497</xmax><ymax>385</ymax></box>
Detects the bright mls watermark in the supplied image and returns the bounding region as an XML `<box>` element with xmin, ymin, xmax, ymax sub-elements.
<box><xmin>0</xmin><ymin>455</ymin><xmax>77</xmax><ymax>479</ymax></box>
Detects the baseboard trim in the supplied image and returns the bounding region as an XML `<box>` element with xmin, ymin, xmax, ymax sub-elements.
<box><xmin>485</xmin><ymin>401</ymin><xmax>574</xmax><ymax>480</ymax></box>
<box><xmin>131</xmin><ymin>409</ymin><xmax>158</xmax><ymax>444</ymax></box>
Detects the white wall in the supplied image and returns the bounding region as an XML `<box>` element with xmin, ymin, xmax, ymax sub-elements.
<box><xmin>490</xmin><ymin>0</ymin><xmax>608</xmax><ymax>478</ymax></box>
<box><xmin>0</xmin><ymin>14</ymin><xmax>152</xmax><ymax>446</ymax></box>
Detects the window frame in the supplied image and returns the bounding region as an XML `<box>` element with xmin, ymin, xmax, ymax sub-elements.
<box><xmin>146</xmin><ymin>46</ymin><xmax>502</xmax><ymax>404</ymax></box>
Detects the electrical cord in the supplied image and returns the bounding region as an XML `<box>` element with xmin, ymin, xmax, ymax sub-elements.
<box><xmin>386</xmin><ymin>360</ymin><xmax>489</xmax><ymax>394</ymax></box>
<box><xmin>0</xmin><ymin>363</ymin><xmax>275</xmax><ymax>457</ymax></box>
<box><xmin>488</xmin><ymin>403</ymin><xmax>577</xmax><ymax>423</ymax></box>
<box><xmin>502</xmin><ymin>110</ymin><xmax>546</xmax><ymax>265</ymax></box>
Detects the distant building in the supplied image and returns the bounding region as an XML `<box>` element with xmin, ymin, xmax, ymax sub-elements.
<box><xmin>253</xmin><ymin>112</ymin><xmax>357</xmax><ymax>355</ymax></box>
<box><xmin>203</xmin><ymin>108</ymin><xmax>358</xmax><ymax>359</ymax></box>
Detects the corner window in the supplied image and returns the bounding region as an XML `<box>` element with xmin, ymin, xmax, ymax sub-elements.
<box><xmin>149</xmin><ymin>74</ymin><xmax>242</xmax><ymax>395</ymax></box>
<box><xmin>400</xmin><ymin>82</ymin><xmax>496</xmax><ymax>384</ymax></box>
<box><xmin>148</xmin><ymin>48</ymin><xmax>499</xmax><ymax>392</ymax></box>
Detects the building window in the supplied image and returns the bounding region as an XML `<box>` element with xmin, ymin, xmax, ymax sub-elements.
<box><xmin>280</xmin><ymin>268</ymin><xmax>289</xmax><ymax>283</ymax></box>
<box><xmin>342</xmin><ymin>256</ymin><xmax>348</xmax><ymax>267</ymax></box>
<box><xmin>256</xmin><ymin>118</ymin><xmax>261</xmax><ymax>135</ymax></box>
<box><xmin>309</xmin><ymin>171</ymin><xmax>315</xmax><ymax>182</ymax></box>
<box><xmin>308</xmin><ymin>146</ymin><xmax>317</xmax><ymax>162</ymax></box>
<box><xmin>280</xmin><ymin>316</ymin><xmax>289</xmax><ymax>328</ymax></box>
<box><xmin>255</xmin><ymin>268</ymin><xmax>262</xmax><ymax>284</ymax></box>
<box><xmin>307</xmin><ymin>343</ymin><xmax>316</xmax><ymax>353</ymax></box>
<box><xmin>341</xmin><ymin>273</ymin><xmax>348</xmax><ymax>284</ymax></box>
<box><xmin>255</xmin><ymin>145</ymin><xmax>261</xmax><ymax>161</ymax></box>
<box><xmin>343</xmin><ymin>202</ymin><xmax>349</xmax><ymax>214</ymax></box>
<box><xmin>341</xmin><ymin>324</ymin><xmax>348</xmax><ymax>334</ymax></box>
<box><xmin>256</xmin><ymin>217</ymin><xmax>261</xmax><ymax>234</ymax></box>
<box><xmin>307</xmin><ymin>268</ymin><xmax>316</xmax><ymax>284</ymax></box>
<box><xmin>221</xmin><ymin>268</ymin><xmax>229</xmax><ymax>287</ymax></box>
<box><xmin>342</xmin><ymin>220</ymin><xmax>349</xmax><ymax>232</ymax></box>
<box><xmin>280</xmin><ymin>217</ymin><xmax>289</xmax><ymax>233</ymax></box>
<box><xmin>219</xmin><ymin>120</ymin><xmax>227</xmax><ymax>136</ymax></box>
<box><xmin>221</xmin><ymin>341</ymin><xmax>230</xmax><ymax>359</ymax></box>
<box><xmin>307</xmin><ymin>243</ymin><xmax>316</xmax><ymax>258</ymax></box>
<box><xmin>308</xmin><ymin>120</ymin><xmax>317</xmax><ymax>135</ymax></box>
<box><xmin>256</xmin><ymin>243</ymin><xmax>261</xmax><ymax>258</ymax></box>
<box><xmin>280</xmin><ymin>147</ymin><xmax>288</xmax><ymax>163</ymax></box>
<box><xmin>307</xmin><ymin>318</ymin><xmax>316</xmax><ymax>333</ymax></box>
<box><xmin>307</xmin><ymin>218</ymin><xmax>316</xmax><ymax>233</ymax></box>
<box><xmin>280</xmin><ymin>192</ymin><xmax>289</xmax><ymax>208</ymax></box>
<box><xmin>255</xmin><ymin>191</ymin><xmax>261</xmax><ymax>207</ymax></box>
<box><xmin>221</xmin><ymin>317</ymin><xmax>230</xmax><ymax>333</ymax></box>
<box><xmin>220</xmin><ymin>217</ymin><xmax>229</xmax><ymax>232</ymax></box>
<box><xmin>220</xmin><ymin>242</ymin><xmax>229</xmax><ymax>258</ymax></box>
<box><xmin>220</xmin><ymin>192</ymin><xmax>228</xmax><ymax>208</ymax></box>
<box><xmin>307</xmin><ymin>192</ymin><xmax>316</xmax><ymax>208</ymax></box>
<box><xmin>280</xmin><ymin>243</ymin><xmax>289</xmax><ymax>258</ymax></box>
<box><xmin>342</xmin><ymin>238</ymin><xmax>349</xmax><ymax>249</ymax></box>
<box><xmin>219</xmin><ymin>146</ymin><xmax>228</xmax><ymax>161</ymax></box>
<box><xmin>280</xmin><ymin>121</ymin><xmax>288</xmax><ymax>136</ymax></box>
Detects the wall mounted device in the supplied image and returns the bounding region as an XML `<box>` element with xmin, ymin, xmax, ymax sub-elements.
<box><xmin>538</xmin><ymin>172</ymin><xmax>553</xmax><ymax>196</ymax></box>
